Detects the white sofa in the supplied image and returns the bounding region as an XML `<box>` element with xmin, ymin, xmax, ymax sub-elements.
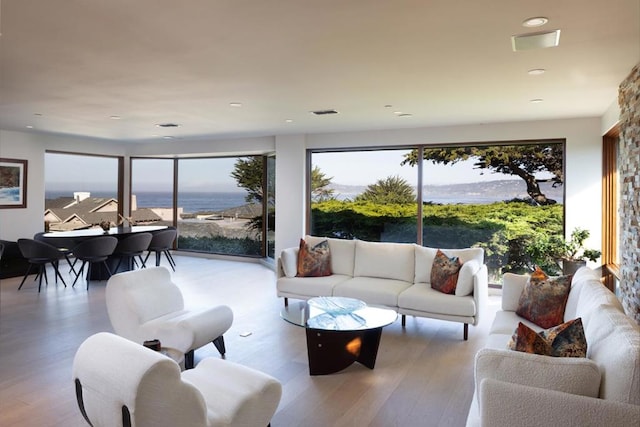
<box><xmin>276</xmin><ymin>236</ymin><xmax>488</xmax><ymax>339</ymax></box>
<box><xmin>466</xmin><ymin>267</ymin><xmax>640</xmax><ymax>426</ymax></box>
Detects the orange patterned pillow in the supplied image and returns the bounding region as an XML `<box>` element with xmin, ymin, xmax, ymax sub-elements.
<box><xmin>430</xmin><ymin>249</ymin><xmax>462</xmax><ymax>294</ymax></box>
<box><xmin>516</xmin><ymin>266</ymin><xmax>572</xmax><ymax>328</ymax></box>
<box><xmin>296</xmin><ymin>239</ymin><xmax>331</xmax><ymax>277</ymax></box>
<box><xmin>508</xmin><ymin>318</ymin><xmax>587</xmax><ymax>358</ymax></box>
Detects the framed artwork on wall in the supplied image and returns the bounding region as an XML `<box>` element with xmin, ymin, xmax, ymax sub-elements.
<box><xmin>0</xmin><ymin>158</ymin><xmax>28</xmax><ymax>208</ymax></box>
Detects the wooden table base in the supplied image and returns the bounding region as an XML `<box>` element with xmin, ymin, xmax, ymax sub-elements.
<box><xmin>305</xmin><ymin>327</ymin><xmax>383</xmax><ymax>375</ymax></box>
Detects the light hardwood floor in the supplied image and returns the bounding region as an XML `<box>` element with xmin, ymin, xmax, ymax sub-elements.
<box><xmin>0</xmin><ymin>255</ymin><xmax>501</xmax><ymax>427</ymax></box>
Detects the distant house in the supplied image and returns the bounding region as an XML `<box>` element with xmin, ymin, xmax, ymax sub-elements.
<box><xmin>44</xmin><ymin>192</ymin><xmax>162</xmax><ymax>231</ymax></box>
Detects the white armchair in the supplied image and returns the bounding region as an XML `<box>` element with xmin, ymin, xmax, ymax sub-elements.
<box><xmin>106</xmin><ymin>266</ymin><xmax>233</xmax><ymax>369</ymax></box>
<box><xmin>72</xmin><ymin>332</ymin><xmax>282</xmax><ymax>427</ymax></box>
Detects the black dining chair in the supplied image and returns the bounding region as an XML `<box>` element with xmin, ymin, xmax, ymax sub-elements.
<box><xmin>72</xmin><ymin>236</ymin><xmax>118</xmax><ymax>290</ymax></box>
<box><xmin>17</xmin><ymin>238</ymin><xmax>68</xmax><ymax>292</ymax></box>
<box><xmin>112</xmin><ymin>232</ymin><xmax>153</xmax><ymax>273</ymax></box>
<box><xmin>143</xmin><ymin>228</ymin><xmax>177</xmax><ymax>271</ymax></box>
<box><xmin>34</xmin><ymin>232</ymin><xmax>78</xmax><ymax>275</ymax></box>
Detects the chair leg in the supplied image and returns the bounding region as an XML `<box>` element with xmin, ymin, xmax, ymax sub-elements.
<box><xmin>18</xmin><ymin>264</ymin><xmax>35</xmax><ymax>290</ymax></box>
<box><xmin>212</xmin><ymin>335</ymin><xmax>226</xmax><ymax>356</ymax></box>
<box><xmin>73</xmin><ymin>261</ymin><xmax>86</xmax><ymax>287</ymax></box>
<box><xmin>38</xmin><ymin>265</ymin><xmax>45</xmax><ymax>292</ymax></box>
<box><xmin>53</xmin><ymin>261</ymin><xmax>67</xmax><ymax>287</ymax></box>
<box><xmin>185</xmin><ymin>350</ymin><xmax>195</xmax><ymax>370</ymax></box>
<box><xmin>164</xmin><ymin>250</ymin><xmax>175</xmax><ymax>271</ymax></box>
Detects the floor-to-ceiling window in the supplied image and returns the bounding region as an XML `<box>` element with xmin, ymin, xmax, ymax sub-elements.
<box><xmin>265</xmin><ymin>154</ymin><xmax>276</xmax><ymax>260</ymax></box>
<box><xmin>130</xmin><ymin>158</ymin><xmax>176</xmax><ymax>226</ymax></box>
<box><xmin>309</xmin><ymin>140</ymin><xmax>565</xmax><ymax>284</ymax></box>
<box><xmin>44</xmin><ymin>151</ymin><xmax>121</xmax><ymax>231</ymax></box>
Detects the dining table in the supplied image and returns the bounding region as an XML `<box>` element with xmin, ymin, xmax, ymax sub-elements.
<box><xmin>41</xmin><ymin>225</ymin><xmax>168</xmax><ymax>279</ymax></box>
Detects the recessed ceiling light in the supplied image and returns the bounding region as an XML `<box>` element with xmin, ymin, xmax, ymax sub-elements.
<box><xmin>528</xmin><ymin>68</ymin><xmax>546</xmax><ymax>75</ymax></box>
<box><xmin>522</xmin><ymin>16</ymin><xmax>549</xmax><ymax>27</ymax></box>
<box><xmin>229</xmin><ymin>102</ymin><xmax>242</xmax><ymax>108</ymax></box>
<box><xmin>162</xmin><ymin>136</ymin><xmax>174</xmax><ymax>140</ymax></box>
<box><xmin>393</xmin><ymin>111</ymin><xmax>403</xmax><ymax>115</ymax></box>
<box><xmin>26</xmin><ymin>125</ymin><xmax>34</xmax><ymax>129</ymax></box>
<box><xmin>285</xmin><ymin>119</ymin><xmax>293</xmax><ymax>123</ymax></box>
<box><xmin>110</xmin><ymin>115</ymin><xmax>121</xmax><ymax>120</ymax></box>
<box><xmin>530</xmin><ymin>98</ymin><xmax>544</xmax><ymax>103</ymax></box>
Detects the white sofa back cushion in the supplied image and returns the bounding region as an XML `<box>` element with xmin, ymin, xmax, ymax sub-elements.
<box><xmin>501</xmin><ymin>272</ymin><xmax>529</xmax><ymax>311</ymax></box>
<box><xmin>584</xmin><ymin>303</ymin><xmax>640</xmax><ymax>404</ymax></box>
<box><xmin>305</xmin><ymin>235</ymin><xmax>356</xmax><ymax>276</ymax></box>
<box><xmin>353</xmin><ymin>240</ymin><xmax>415</xmax><ymax>283</ymax></box>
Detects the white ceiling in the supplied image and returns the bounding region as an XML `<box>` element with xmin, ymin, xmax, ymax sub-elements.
<box><xmin>0</xmin><ymin>0</ymin><xmax>638</xmax><ymax>143</ymax></box>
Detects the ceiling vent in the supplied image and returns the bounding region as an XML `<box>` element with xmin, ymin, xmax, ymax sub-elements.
<box><xmin>310</xmin><ymin>109</ymin><xmax>339</xmax><ymax>116</ymax></box>
<box><xmin>156</xmin><ymin>123</ymin><xmax>180</xmax><ymax>128</ymax></box>
<box><xmin>512</xmin><ymin>30</ymin><xmax>560</xmax><ymax>51</ymax></box>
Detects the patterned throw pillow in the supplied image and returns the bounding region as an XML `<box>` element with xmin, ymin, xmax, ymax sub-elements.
<box><xmin>508</xmin><ymin>322</ymin><xmax>552</xmax><ymax>355</ymax></box>
<box><xmin>508</xmin><ymin>318</ymin><xmax>587</xmax><ymax>358</ymax></box>
<box><xmin>296</xmin><ymin>239</ymin><xmax>331</xmax><ymax>277</ymax></box>
<box><xmin>515</xmin><ymin>266</ymin><xmax>572</xmax><ymax>328</ymax></box>
<box><xmin>430</xmin><ymin>249</ymin><xmax>462</xmax><ymax>294</ymax></box>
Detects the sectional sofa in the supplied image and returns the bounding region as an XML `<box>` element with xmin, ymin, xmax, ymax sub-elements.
<box><xmin>276</xmin><ymin>236</ymin><xmax>488</xmax><ymax>339</ymax></box>
<box><xmin>466</xmin><ymin>267</ymin><xmax>640</xmax><ymax>426</ymax></box>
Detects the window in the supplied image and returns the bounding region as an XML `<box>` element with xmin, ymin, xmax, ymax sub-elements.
<box><xmin>309</xmin><ymin>141</ymin><xmax>565</xmax><ymax>284</ymax></box>
<box><xmin>130</xmin><ymin>158</ymin><xmax>175</xmax><ymax>226</ymax></box>
<box><xmin>44</xmin><ymin>152</ymin><xmax>121</xmax><ymax>231</ymax></box>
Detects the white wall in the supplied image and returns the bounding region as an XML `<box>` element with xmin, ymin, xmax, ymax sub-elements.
<box><xmin>0</xmin><ymin>117</ymin><xmax>604</xmax><ymax>262</ymax></box>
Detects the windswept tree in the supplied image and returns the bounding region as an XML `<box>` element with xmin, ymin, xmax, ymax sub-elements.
<box><xmin>311</xmin><ymin>166</ymin><xmax>335</xmax><ymax>202</ymax></box>
<box><xmin>401</xmin><ymin>144</ymin><xmax>563</xmax><ymax>205</ymax></box>
<box><xmin>355</xmin><ymin>175</ymin><xmax>416</xmax><ymax>204</ymax></box>
<box><xmin>230</xmin><ymin>156</ymin><xmax>264</xmax><ymax>204</ymax></box>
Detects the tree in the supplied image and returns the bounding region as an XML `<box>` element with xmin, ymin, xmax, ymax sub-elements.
<box><xmin>355</xmin><ymin>175</ymin><xmax>416</xmax><ymax>204</ymax></box>
<box><xmin>311</xmin><ymin>166</ymin><xmax>335</xmax><ymax>202</ymax></box>
<box><xmin>401</xmin><ymin>144</ymin><xmax>563</xmax><ymax>205</ymax></box>
<box><xmin>230</xmin><ymin>157</ymin><xmax>264</xmax><ymax>204</ymax></box>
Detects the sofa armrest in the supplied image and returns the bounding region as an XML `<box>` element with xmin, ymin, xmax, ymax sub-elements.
<box><xmin>472</xmin><ymin>264</ymin><xmax>488</xmax><ymax>326</ymax></box>
<box><xmin>474</xmin><ymin>348</ymin><xmax>601</xmax><ymax>398</ymax></box>
<box><xmin>479</xmin><ymin>378</ymin><xmax>640</xmax><ymax>427</ymax></box>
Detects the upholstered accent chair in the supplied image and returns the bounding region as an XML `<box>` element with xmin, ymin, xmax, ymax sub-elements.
<box><xmin>105</xmin><ymin>266</ymin><xmax>233</xmax><ymax>369</ymax></box>
<box><xmin>72</xmin><ymin>332</ymin><xmax>282</xmax><ymax>427</ymax></box>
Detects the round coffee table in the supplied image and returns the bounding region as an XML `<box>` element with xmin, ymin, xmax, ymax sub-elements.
<box><xmin>281</xmin><ymin>297</ymin><xmax>397</xmax><ymax>375</ymax></box>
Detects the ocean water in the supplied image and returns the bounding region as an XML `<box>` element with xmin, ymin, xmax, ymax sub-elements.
<box><xmin>45</xmin><ymin>191</ymin><xmax>248</xmax><ymax>214</ymax></box>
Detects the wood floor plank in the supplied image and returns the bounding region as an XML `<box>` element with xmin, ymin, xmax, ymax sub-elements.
<box><xmin>0</xmin><ymin>255</ymin><xmax>501</xmax><ymax>427</ymax></box>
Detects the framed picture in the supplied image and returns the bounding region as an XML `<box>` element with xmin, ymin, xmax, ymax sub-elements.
<box><xmin>0</xmin><ymin>158</ymin><xmax>28</xmax><ymax>208</ymax></box>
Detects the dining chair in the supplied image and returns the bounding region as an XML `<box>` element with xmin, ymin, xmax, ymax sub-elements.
<box><xmin>34</xmin><ymin>232</ymin><xmax>78</xmax><ymax>275</ymax></box>
<box><xmin>17</xmin><ymin>238</ymin><xmax>67</xmax><ymax>292</ymax></box>
<box><xmin>72</xmin><ymin>236</ymin><xmax>118</xmax><ymax>290</ymax></box>
<box><xmin>144</xmin><ymin>228</ymin><xmax>177</xmax><ymax>271</ymax></box>
<box><xmin>73</xmin><ymin>332</ymin><xmax>282</xmax><ymax>427</ymax></box>
<box><xmin>112</xmin><ymin>232</ymin><xmax>153</xmax><ymax>273</ymax></box>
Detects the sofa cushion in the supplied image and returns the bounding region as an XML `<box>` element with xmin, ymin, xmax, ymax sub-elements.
<box><xmin>516</xmin><ymin>267</ymin><xmax>571</xmax><ymax>328</ymax></box>
<box><xmin>455</xmin><ymin>259</ymin><xmax>480</xmax><ymax>297</ymax></box>
<box><xmin>398</xmin><ymin>284</ymin><xmax>476</xmax><ymax>317</ymax></box>
<box><xmin>584</xmin><ymin>303</ymin><xmax>640</xmax><ymax>404</ymax></box>
<box><xmin>490</xmin><ymin>310</ymin><xmax>541</xmax><ymax>335</ymax></box>
<box><xmin>474</xmin><ymin>348</ymin><xmax>602</xmax><ymax>400</ymax></box>
<box><xmin>430</xmin><ymin>249</ymin><xmax>462</xmax><ymax>294</ymax></box>
<box><xmin>501</xmin><ymin>273</ymin><xmax>529</xmax><ymax>311</ymax></box>
<box><xmin>574</xmin><ymin>278</ymin><xmax>624</xmax><ymax>328</ymax></box>
<box><xmin>353</xmin><ymin>240</ymin><xmax>415</xmax><ymax>283</ymax></box>
<box><xmin>296</xmin><ymin>239</ymin><xmax>331</xmax><ymax>277</ymax></box>
<box><xmin>280</xmin><ymin>247</ymin><xmax>298</xmax><ymax>278</ymax></box>
<box><xmin>277</xmin><ymin>274</ymin><xmax>351</xmax><ymax>298</ymax></box>
<box><xmin>332</xmin><ymin>276</ymin><xmax>411</xmax><ymax>307</ymax></box>
<box><xmin>305</xmin><ymin>236</ymin><xmax>355</xmax><ymax>276</ymax></box>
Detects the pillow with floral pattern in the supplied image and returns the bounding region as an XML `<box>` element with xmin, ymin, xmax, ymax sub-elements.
<box><xmin>516</xmin><ymin>266</ymin><xmax>572</xmax><ymax>328</ymax></box>
<box><xmin>430</xmin><ymin>249</ymin><xmax>462</xmax><ymax>294</ymax></box>
<box><xmin>508</xmin><ymin>318</ymin><xmax>587</xmax><ymax>358</ymax></box>
<box><xmin>296</xmin><ymin>239</ymin><xmax>331</xmax><ymax>277</ymax></box>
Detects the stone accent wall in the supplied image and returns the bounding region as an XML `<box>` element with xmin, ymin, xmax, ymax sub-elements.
<box><xmin>618</xmin><ymin>63</ymin><xmax>640</xmax><ymax>324</ymax></box>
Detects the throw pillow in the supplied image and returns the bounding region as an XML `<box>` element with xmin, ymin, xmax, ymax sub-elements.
<box><xmin>540</xmin><ymin>317</ymin><xmax>587</xmax><ymax>357</ymax></box>
<box><xmin>454</xmin><ymin>259</ymin><xmax>480</xmax><ymax>297</ymax></box>
<box><xmin>296</xmin><ymin>239</ymin><xmax>331</xmax><ymax>277</ymax></box>
<box><xmin>515</xmin><ymin>266</ymin><xmax>572</xmax><ymax>328</ymax></box>
<box><xmin>508</xmin><ymin>322</ymin><xmax>552</xmax><ymax>355</ymax></box>
<box><xmin>430</xmin><ymin>249</ymin><xmax>462</xmax><ymax>294</ymax></box>
<box><xmin>508</xmin><ymin>318</ymin><xmax>587</xmax><ymax>358</ymax></box>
